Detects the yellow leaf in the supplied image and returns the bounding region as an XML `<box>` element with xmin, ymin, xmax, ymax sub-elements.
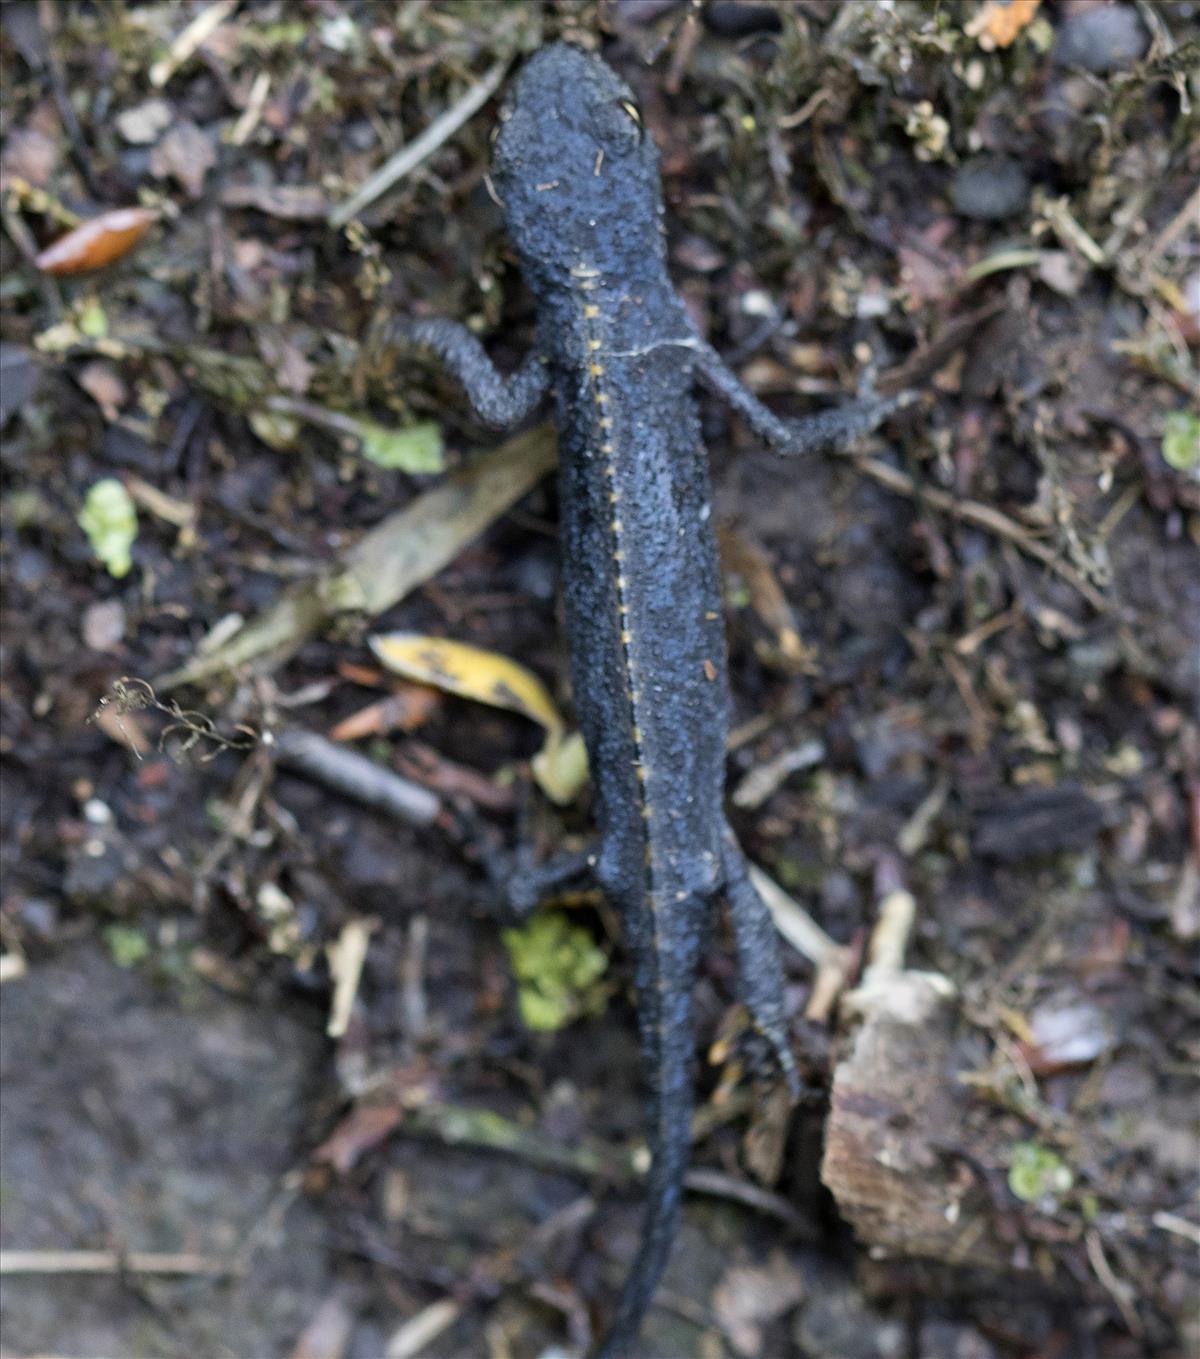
<box><xmin>531</xmin><ymin>729</ymin><xmax>589</xmax><ymax>807</ymax></box>
<box><xmin>371</xmin><ymin>633</ymin><xmax>565</xmax><ymax>734</ymax></box>
<box><xmin>370</xmin><ymin>633</ymin><xmax>587</xmax><ymax>804</ymax></box>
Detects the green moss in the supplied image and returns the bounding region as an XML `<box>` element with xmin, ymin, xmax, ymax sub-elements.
<box><xmin>1008</xmin><ymin>1140</ymin><xmax>1073</xmax><ymax>1206</ymax></box>
<box><xmin>79</xmin><ymin>479</ymin><xmax>138</xmax><ymax>579</ymax></box>
<box><xmin>503</xmin><ymin>912</ymin><xmax>608</xmax><ymax>1032</ymax></box>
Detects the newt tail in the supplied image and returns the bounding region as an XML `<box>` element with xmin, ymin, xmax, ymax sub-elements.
<box><xmin>596</xmin><ymin>923</ymin><xmax>697</xmax><ymax>1359</ymax></box>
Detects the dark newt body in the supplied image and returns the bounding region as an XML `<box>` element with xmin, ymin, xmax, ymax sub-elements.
<box><xmin>400</xmin><ymin>43</ymin><xmax>900</xmax><ymax>1358</ymax></box>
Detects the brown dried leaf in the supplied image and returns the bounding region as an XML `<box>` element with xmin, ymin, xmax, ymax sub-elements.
<box><xmin>76</xmin><ymin>360</ymin><xmax>127</xmax><ymax>420</ymax></box>
<box><xmin>966</xmin><ymin>0</ymin><xmax>1041</xmax><ymax>50</ymax></box>
<box><xmin>328</xmin><ymin>686</ymin><xmax>441</xmax><ymax>742</ymax></box>
<box><xmin>0</xmin><ymin>128</ymin><xmax>59</xmax><ymax>187</ymax></box>
<box><xmin>711</xmin><ymin>1253</ymin><xmax>806</xmax><ymax>1357</ymax></box>
<box><xmin>35</xmin><ymin>207</ymin><xmax>156</xmax><ymax>274</ymax></box>
<box><xmin>220</xmin><ymin>182</ymin><xmax>329</xmax><ymax>220</ymax></box>
<box><xmin>312</xmin><ymin>1101</ymin><xmax>403</xmax><ymax>1175</ymax></box>
<box><xmin>149</xmin><ymin>121</ymin><xmax>216</xmax><ymax>198</ymax></box>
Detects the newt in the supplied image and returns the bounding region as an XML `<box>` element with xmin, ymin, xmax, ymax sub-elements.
<box><xmin>396</xmin><ymin>42</ymin><xmax>903</xmax><ymax>1359</ymax></box>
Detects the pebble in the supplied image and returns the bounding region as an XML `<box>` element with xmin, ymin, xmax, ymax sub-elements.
<box><xmin>952</xmin><ymin>156</ymin><xmax>1030</xmax><ymax>220</ymax></box>
<box><xmin>1053</xmin><ymin>5</ymin><xmax>1147</xmax><ymax>73</ymax></box>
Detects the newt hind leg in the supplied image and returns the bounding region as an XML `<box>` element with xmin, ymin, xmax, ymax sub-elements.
<box><xmin>720</xmin><ymin>824</ymin><xmax>801</xmax><ymax>1097</ymax></box>
<box><xmin>502</xmin><ymin>844</ymin><xmax>595</xmax><ymax>919</ymax></box>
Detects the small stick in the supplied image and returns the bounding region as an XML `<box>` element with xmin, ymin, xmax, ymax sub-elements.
<box><xmin>326</xmin><ymin>917</ymin><xmax>377</xmax><ymax>1039</ymax></box>
<box><xmin>150</xmin><ymin>0</ymin><xmax>239</xmax><ymax>88</ymax></box>
<box><xmin>273</xmin><ymin>729</ymin><xmax>441</xmax><ymax>828</ymax></box>
<box><xmin>683</xmin><ymin>1168</ymin><xmax>810</xmax><ymax>1232</ymax></box>
<box><xmin>330</xmin><ymin>61</ymin><xmax>508</xmax><ymax>228</ymax></box>
<box><xmin>384</xmin><ymin>1299</ymin><xmax>464</xmax><ymax>1359</ymax></box>
<box><xmin>393</xmin><ymin>1097</ymin><xmax>815</xmax><ymax>1227</ymax></box>
<box><xmin>0</xmin><ymin>1249</ymin><xmax>233</xmax><ymax>1276</ymax></box>
<box><xmin>851</xmin><ymin>454</ymin><xmax>1110</xmax><ymax>612</ymax></box>
<box><xmin>862</xmin><ymin>889</ymin><xmax>916</xmax><ymax>977</ymax></box>
<box><xmin>230</xmin><ymin>70</ymin><xmax>271</xmax><ymax>147</ymax></box>
<box><xmin>747</xmin><ymin>864</ymin><xmax>842</xmax><ymax>966</ymax></box>
<box><xmin>1085</xmin><ymin>1229</ymin><xmax>1141</xmax><ymax>1336</ymax></box>
<box><xmin>747</xmin><ymin>864</ymin><xmax>852</xmax><ymax>1022</ymax></box>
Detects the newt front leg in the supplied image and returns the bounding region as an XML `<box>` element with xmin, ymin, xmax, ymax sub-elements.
<box><xmin>389</xmin><ymin>317</ymin><xmax>550</xmax><ymax>429</ymax></box>
<box><xmin>694</xmin><ymin>336</ymin><xmax>909</xmax><ymax>456</ymax></box>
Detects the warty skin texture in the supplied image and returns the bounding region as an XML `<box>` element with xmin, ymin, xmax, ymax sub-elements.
<box><xmin>400</xmin><ymin>42</ymin><xmax>901</xmax><ymax>1358</ymax></box>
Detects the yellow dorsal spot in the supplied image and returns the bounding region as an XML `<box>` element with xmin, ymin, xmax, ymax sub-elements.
<box><xmin>602</xmin><ymin>443</ymin><xmax>615</xmax><ymax>455</ymax></box>
<box><xmin>599</xmin><ymin>417</ymin><xmax>612</xmax><ymax>429</ymax></box>
<box><xmin>621</xmin><ymin>629</ymin><xmax>632</xmax><ymax>644</ymax></box>
<box><xmin>590</xmin><ymin>364</ymin><xmax>605</xmax><ymax>377</ymax></box>
<box><xmin>588</xmin><ymin>337</ymin><xmax>602</xmax><ymax>350</ymax></box>
<box><xmin>584</xmin><ymin>304</ymin><xmax>600</xmax><ymax>318</ymax></box>
<box><xmin>595</xmin><ymin>392</ymin><xmax>608</xmax><ymax>403</ymax></box>
<box><xmin>613</xmin><ymin>519</ymin><xmax>623</xmax><ymax>533</ymax></box>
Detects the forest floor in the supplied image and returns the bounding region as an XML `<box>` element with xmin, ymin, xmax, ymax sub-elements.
<box><xmin>1</xmin><ymin>3</ymin><xmax>1197</xmax><ymax>1358</ymax></box>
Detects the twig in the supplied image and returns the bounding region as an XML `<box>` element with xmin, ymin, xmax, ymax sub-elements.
<box><xmin>897</xmin><ymin>779</ymin><xmax>950</xmax><ymax>857</ymax></box>
<box><xmin>747</xmin><ymin>864</ymin><xmax>842</xmax><ymax>966</ymax></box>
<box><xmin>1084</xmin><ymin>1229</ymin><xmax>1141</xmax><ymax>1336</ymax></box>
<box><xmin>150</xmin><ymin>0</ymin><xmax>239</xmax><ymax>89</ymax></box>
<box><xmin>9</xmin><ymin>3</ymin><xmax>102</xmax><ymax>198</ymax></box>
<box><xmin>1152</xmin><ymin>1211</ymin><xmax>1200</xmax><ymax>1246</ymax></box>
<box><xmin>954</xmin><ymin>606</ymin><xmax>1020</xmax><ymax>657</ymax></box>
<box><xmin>0</xmin><ymin>192</ymin><xmax>63</xmax><ymax>316</ymax></box>
<box><xmin>191</xmin><ymin>739</ymin><xmax>274</xmax><ymax>911</ymax></box>
<box><xmin>683</xmin><ymin>1168</ymin><xmax>811</xmax><ymax>1233</ymax></box>
<box><xmin>384</xmin><ymin>1299</ymin><xmax>465</xmax><ymax>1359</ymax></box>
<box><xmin>400</xmin><ymin>1100</ymin><xmax>621</xmax><ymax>1180</ymax></box>
<box><xmin>400</xmin><ymin>915</ymin><xmax>431</xmax><ymax>1042</ymax></box>
<box><xmin>330</xmin><ymin>60</ymin><xmax>509</xmax><ymax>228</ymax></box>
<box><xmin>326</xmin><ymin>917</ymin><xmax>378</xmax><ymax>1038</ymax></box>
<box><xmin>274</xmin><ymin>729</ymin><xmax>441</xmax><ymax>828</ymax></box>
<box><xmin>863</xmin><ymin>889</ymin><xmax>916</xmax><ymax>976</ymax></box>
<box><xmin>230</xmin><ymin>70</ymin><xmax>271</xmax><ymax>147</ymax></box>
<box><xmin>878</xmin><ymin>300</ymin><xmax>1005</xmax><ymax>394</ymax></box>
<box><xmin>851</xmin><ymin>454</ymin><xmax>1110</xmax><ymax>612</ymax></box>
<box><xmin>158</xmin><ymin>424</ymin><xmax>557</xmax><ymax>689</ymax></box>
<box><xmin>0</xmin><ymin>1249</ymin><xmax>234</xmax><ymax>1276</ymax></box>
<box><xmin>731</xmin><ymin>739</ymin><xmax>825</xmax><ymax>810</ymax></box>
<box><xmin>747</xmin><ymin>864</ymin><xmax>852</xmax><ymax>1022</ymax></box>
<box><xmin>125</xmin><ymin>475</ymin><xmax>196</xmax><ymax>530</ymax></box>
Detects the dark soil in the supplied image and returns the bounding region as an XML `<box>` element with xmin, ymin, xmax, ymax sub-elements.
<box><xmin>1</xmin><ymin>4</ymin><xmax>1197</xmax><ymax>1359</ymax></box>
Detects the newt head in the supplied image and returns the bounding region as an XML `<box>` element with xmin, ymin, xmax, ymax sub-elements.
<box><xmin>491</xmin><ymin>43</ymin><xmax>667</xmax><ymax>294</ymax></box>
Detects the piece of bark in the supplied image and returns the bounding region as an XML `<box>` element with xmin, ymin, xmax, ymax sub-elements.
<box><xmin>821</xmin><ymin>973</ymin><xmax>1016</xmax><ymax>1273</ymax></box>
<box><xmin>971</xmin><ymin>784</ymin><xmax>1104</xmax><ymax>860</ymax></box>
